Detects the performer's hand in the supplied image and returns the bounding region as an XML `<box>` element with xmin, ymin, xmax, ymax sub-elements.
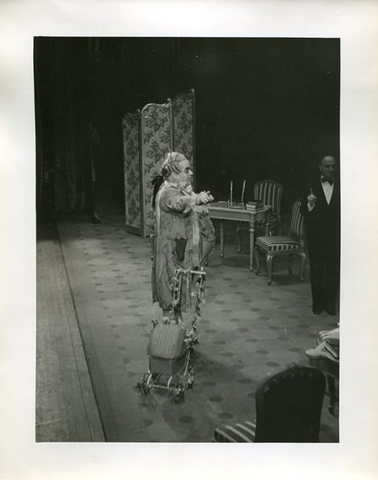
<box><xmin>307</xmin><ymin>188</ymin><xmax>317</xmax><ymax>207</ymax></box>
<box><xmin>206</xmin><ymin>192</ymin><xmax>214</xmax><ymax>203</ymax></box>
<box><xmin>197</xmin><ymin>191</ymin><xmax>214</xmax><ymax>204</ymax></box>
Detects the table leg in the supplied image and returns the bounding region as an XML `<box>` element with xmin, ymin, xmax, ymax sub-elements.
<box><xmin>249</xmin><ymin>220</ymin><xmax>255</xmax><ymax>271</ymax></box>
<box><xmin>327</xmin><ymin>375</ymin><xmax>337</xmax><ymax>415</ymax></box>
<box><xmin>220</xmin><ymin>220</ymin><xmax>224</xmax><ymax>258</ymax></box>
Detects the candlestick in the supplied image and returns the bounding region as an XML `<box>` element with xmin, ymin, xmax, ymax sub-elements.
<box><xmin>241</xmin><ymin>180</ymin><xmax>246</xmax><ymax>204</ymax></box>
<box><xmin>230</xmin><ymin>181</ymin><xmax>233</xmax><ymax>205</ymax></box>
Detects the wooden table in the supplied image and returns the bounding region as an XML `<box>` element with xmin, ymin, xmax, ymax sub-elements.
<box><xmin>208</xmin><ymin>204</ymin><xmax>271</xmax><ymax>271</ymax></box>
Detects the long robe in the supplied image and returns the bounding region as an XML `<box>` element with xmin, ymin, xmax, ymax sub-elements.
<box><xmin>151</xmin><ymin>182</ymin><xmax>215</xmax><ymax>312</ymax></box>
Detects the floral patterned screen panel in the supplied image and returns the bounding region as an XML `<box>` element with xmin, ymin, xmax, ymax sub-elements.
<box><xmin>172</xmin><ymin>89</ymin><xmax>196</xmax><ymax>189</ymax></box>
<box><xmin>122</xmin><ymin>111</ymin><xmax>142</xmax><ymax>234</ymax></box>
<box><xmin>140</xmin><ymin>100</ymin><xmax>173</xmax><ymax>237</ymax></box>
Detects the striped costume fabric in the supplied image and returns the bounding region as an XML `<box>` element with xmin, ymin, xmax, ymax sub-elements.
<box><xmin>213</xmin><ymin>421</ymin><xmax>257</xmax><ymax>443</ymax></box>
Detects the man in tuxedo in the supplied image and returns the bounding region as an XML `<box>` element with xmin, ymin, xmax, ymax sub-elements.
<box><xmin>301</xmin><ymin>156</ymin><xmax>340</xmax><ymax>315</ymax></box>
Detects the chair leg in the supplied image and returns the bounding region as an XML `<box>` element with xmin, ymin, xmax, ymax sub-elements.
<box><xmin>254</xmin><ymin>247</ymin><xmax>260</xmax><ymax>275</ymax></box>
<box><xmin>299</xmin><ymin>252</ymin><xmax>306</xmax><ymax>281</ymax></box>
<box><xmin>327</xmin><ymin>375</ymin><xmax>337</xmax><ymax>415</ymax></box>
<box><xmin>288</xmin><ymin>254</ymin><xmax>293</xmax><ymax>275</ymax></box>
<box><xmin>266</xmin><ymin>254</ymin><xmax>273</xmax><ymax>285</ymax></box>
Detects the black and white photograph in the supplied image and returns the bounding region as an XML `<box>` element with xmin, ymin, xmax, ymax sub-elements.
<box><xmin>34</xmin><ymin>36</ymin><xmax>341</xmax><ymax>443</ymax></box>
<box><xmin>1</xmin><ymin>1</ymin><xmax>377</xmax><ymax>480</ymax></box>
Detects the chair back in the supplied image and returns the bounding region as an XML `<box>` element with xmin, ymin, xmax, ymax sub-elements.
<box><xmin>254</xmin><ymin>365</ymin><xmax>326</xmax><ymax>442</ymax></box>
<box><xmin>254</xmin><ymin>179</ymin><xmax>283</xmax><ymax>217</ymax></box>
<box><xmin>289</xmin><ymin>200</ymin><xmax>305</xmax><ymax>242</ymax></box>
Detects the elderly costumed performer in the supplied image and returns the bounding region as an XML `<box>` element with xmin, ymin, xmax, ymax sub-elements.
<box><xmin>151</xmin><ymin>152</ymin><xmax>215</xmax><ymax>323</ymax></box>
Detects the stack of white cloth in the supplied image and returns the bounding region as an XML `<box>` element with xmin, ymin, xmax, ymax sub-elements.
<box><xmin>305</xmin><ymin>327</ymin><xmax>339</xmax><ymax>362</ymax></box>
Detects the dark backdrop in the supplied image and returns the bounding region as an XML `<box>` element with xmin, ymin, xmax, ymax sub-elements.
<box><xmin>35</xmin><ymin>37</ymin><xmax>340</xmax><ymax>217</ymax></box>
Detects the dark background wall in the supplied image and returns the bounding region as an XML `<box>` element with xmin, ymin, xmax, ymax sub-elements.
<box><xmin>35</xmin><ymin>37</ymin><xmax>340</xmax><ymax>217</ymax></box>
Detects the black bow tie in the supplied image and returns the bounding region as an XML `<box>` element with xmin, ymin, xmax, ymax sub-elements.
<box><xmin>322</xmin><ymin>178</ymin><xmax>334</xmax><ymax>185</ymax></box>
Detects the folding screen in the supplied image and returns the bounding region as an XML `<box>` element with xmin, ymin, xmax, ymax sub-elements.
<box><xmin>122</xmin><ymin>111</ymin><xmax>142</xmax><ymax>235</ymax></box>
<box><xmin>140</xmin><ymin>100</ymin><xmax>173</xmax><ymax>237</ymax></box>
<box><xmin>172</xmin><ymin>89</ymin><xmax>196</xmax><ymax>188</ymax></box>
<box><xmin>122</xmin><ymin>90</ymin><xmax>195</xmax><ymax>237</ymax></box>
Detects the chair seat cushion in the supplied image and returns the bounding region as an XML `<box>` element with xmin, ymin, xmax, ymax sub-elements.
<box><xmin>213</xmin><ymin>421</ymin><xmax>256</xmax><ymax>442</ymax></box>
<box><xmin>256</xmin><ymin>236</ymin><xmax>299</xmax><ymax>253</ymax></box>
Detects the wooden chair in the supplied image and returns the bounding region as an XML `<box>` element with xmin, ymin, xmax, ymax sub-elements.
<box><xmin>254</xmin><ymin>199</ymin><xmax>306</xmax><ymax>285</ymax></box>
<box><xmin>236</xmin><ymin>179</ymin><xmax>283</xmax><ymax>252</ymax></box>
<box><xmin>253</xmin><ymin>179</ymin><xmax>283</xmax><ymax>234</ymax></box>
<box><xmin>213</xmin><ymin>365</ymin><xmax>326</xmax><ymax>443</ymax></box>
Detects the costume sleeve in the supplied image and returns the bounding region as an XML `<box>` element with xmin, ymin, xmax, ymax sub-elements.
<box><xmin>160</xmin><ymin>188</ymin><xmax>197</xmax><ymax>214</ymax></box>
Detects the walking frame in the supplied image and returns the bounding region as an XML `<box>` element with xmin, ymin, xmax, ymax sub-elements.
<box><xmin>137</xmin><ymin>266</ymin><xmax>206</xmax><ymax>401</ymax></box>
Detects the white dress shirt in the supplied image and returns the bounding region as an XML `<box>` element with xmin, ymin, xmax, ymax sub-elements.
<box><xmin>307</xmin><ymin>177</ymin><xmax>334</xmax><ymax>211</ymax></box>
<box><xmin>321</xmin><ymin>178</ymin><xmax>334</xmax><ymax>205</ymax></box>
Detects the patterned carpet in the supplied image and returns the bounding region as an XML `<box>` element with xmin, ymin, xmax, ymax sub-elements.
<box><xmin>57</xmin><ymin>189</ymin><xmax>339</xmax><ymax>442</ymax></box>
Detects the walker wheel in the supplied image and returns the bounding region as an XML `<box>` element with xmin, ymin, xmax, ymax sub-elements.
<box><xmin>137</xmin><ymin>373</ymin><xmax>152</xmax><ymax>395</ymax></box>
<box><xmin>174</xmin><ymin>383</ymin><xmax>185</xmax><ymax>402</ymax></box>
<box><xmin>137</xmin><ymin>379</ymin><xmax>149</xmax><ymax>396</ymax></box>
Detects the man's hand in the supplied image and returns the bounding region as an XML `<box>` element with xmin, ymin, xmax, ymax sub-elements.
<box><xmin>307</xmin><ymin>188</ymin><xmax>317</xmax><ymax>208</ymax></box>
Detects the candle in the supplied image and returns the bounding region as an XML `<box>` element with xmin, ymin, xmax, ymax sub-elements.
<box><xmin>241</xmin><ymin>180</ymin><xmax>246</xmax><ymax>204</ymax></box>
<box><xmin>230</xmin><ymin>181</ymin><xmax>233</xmax><ymax>205</ymax></box>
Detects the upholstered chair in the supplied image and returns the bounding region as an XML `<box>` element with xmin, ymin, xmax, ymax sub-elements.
<box><xmin>253</xmin><ymin>179</ymin><xmax>283</xmax><ymax>234</ymax></box>
<box><xmin>236</xmin><ymin>179</ymin><xmax>283</xmax><ymax>252</ymax></box>
<box><xmin>254</xmin><ymin>199</ymin><xmax>306</xmax><ymax>285</ymax></box>
<box><xmin>213</xmin><ymin>365</ymin><xmax>326</xmax><ymax>443</ymax></box>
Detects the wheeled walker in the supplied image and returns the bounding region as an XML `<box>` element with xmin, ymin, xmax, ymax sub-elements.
<box><xmin>138</xmin><ymin>267</ymin><xmax>206</xmax><ymax>401</ymax></box>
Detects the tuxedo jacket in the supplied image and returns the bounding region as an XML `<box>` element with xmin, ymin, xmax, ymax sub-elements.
<box><xmin>300</xmin><ymin>177</ymin><xmax>340</xmax><ymax>257</ymax></box>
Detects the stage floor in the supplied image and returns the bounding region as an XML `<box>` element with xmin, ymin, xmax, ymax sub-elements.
<box><xmin>37</xmin><ymin>191</ymin><xmax>339</xmax><ymax>442</ymax></box>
